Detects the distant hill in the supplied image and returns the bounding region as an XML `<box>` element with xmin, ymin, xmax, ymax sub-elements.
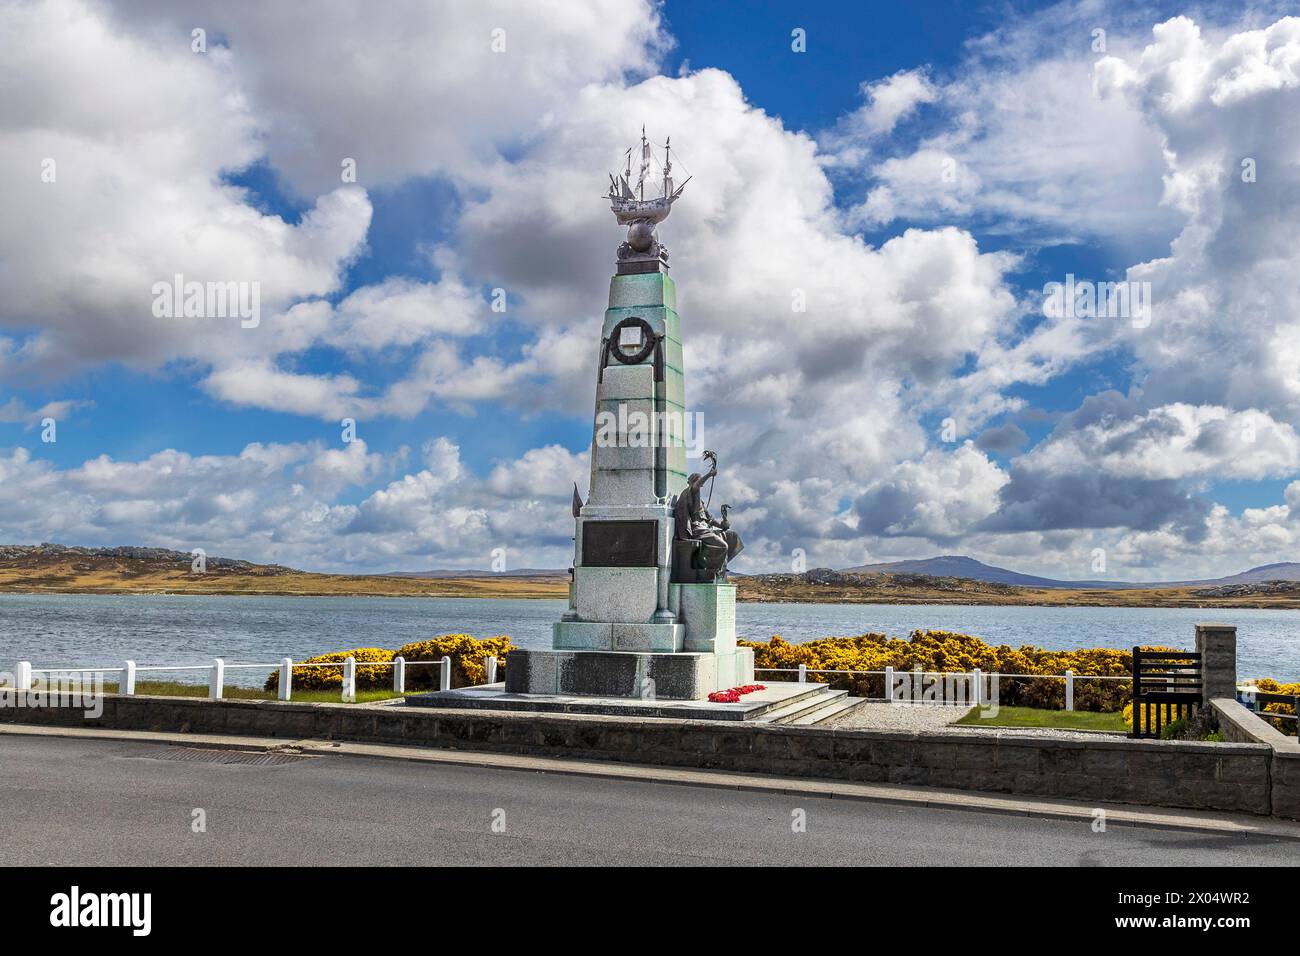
<box><xmin>0</xmin><ymin>543</ymin><xmax>293</xmax><ymax>574</ymax></box>
<box><xmin>0</xmin><ymin>542</ymin><xmax>567</xmax><ymax>599</ymax></box>
<box><xmin>1205</xmin><ymin>562</ymin><xmax>1300</xmax><ymax>585</ymax></box>
<box><xmin>841</xmin><ymin>554</ymin><xmax>1300</xmax><ymax>590</ymax></box>
<box><xmin>844</xmin><ymin>555</ymin><xmax>1079</xmax><ymax>588</ymax></box>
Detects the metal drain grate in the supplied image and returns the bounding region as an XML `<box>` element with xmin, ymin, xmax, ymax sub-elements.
<box><xmin>138</xmin><ymin>746</ymin><xmax>314</xmax><ymax>767</ymax></box>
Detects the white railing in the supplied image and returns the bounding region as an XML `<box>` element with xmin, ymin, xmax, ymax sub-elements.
<box><xmin>755</xmin><ymin>666</ymin><xmax>1130</xmax><ymax>711</ymax></box>
<box><xmin>10</xmin><ymin>654</ymin><xmax>503</xmax><ymax>703</ymax></box>
<box><xmin>1237</xmin><ymin>687</ymin><xmax>1299</xmax><ymax>724</ymax></box>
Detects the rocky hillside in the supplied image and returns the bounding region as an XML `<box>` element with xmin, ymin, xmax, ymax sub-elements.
<box><xmin>1191</xmin><ymin>580</ymin><xmax>1300</xmax><ymax>598</ymax></box>
<box><xmin>0</xmin><ymin>543</ymin><xmax>565</xmax><ymax>598</ymax></box>
<box><xmin>0</xmin><ymin>543</ymin><xmax>296</xmax><ymax>576</ymax></box>
<box><xmin>737</xmin><ymin>568</ymin><xmax>1024</xmax><ymax>604</ymax></box>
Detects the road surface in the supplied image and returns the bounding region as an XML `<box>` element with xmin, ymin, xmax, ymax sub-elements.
<box><xmin>0</xmin><ymin>734</ymin><xmax>1295</xmax><ymax>866</ymax></box>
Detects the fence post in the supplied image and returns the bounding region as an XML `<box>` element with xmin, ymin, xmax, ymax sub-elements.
<box><xmin>884</xmin><ymin>665</ymin><xmax>894</xmax><ymax>703</ymax></box>
<box><xmin>209</xmin><ymin>658</ymin><xmax>224</xmax><ymax>700</ymax></box>
<box><xmin>440</xmin><ymin>655</ymin><xmax>452</xmax><ymax>692</ymax></box>
<box><xmin>123</xmin><ymin>660</ymin><xmax>137</xmax><ymax>696</ymax></box>
<box><xmin>15</xmin><ymin>661</ymin><xmax>32</xmax><ymax>691</ymax></box>
<box><xmin>394</xmin><ymin>656</ymin><xmax>405</xmax><ymax>694</ymax></box>
<box><xmin>1131</xmin><ymin>646</ymin><xmax>1143</xmax><ymax>737</ymax></box>
<box><xmin>972</xmin><ymin>668</ymin><xmax>982</xmax><ymax>707</ymax></box>
<box><xmin>342</xmin><ymin>656</ymin><xmax>356</xmax><ymax>703</ymax></box>
<box><xmin>798</xmin><ymin>663</ymin><xmax>807</xmax><ymax>683</ymax></box>
<box><xmin>1065</xmin><ymin>670</ymin><xmax>1074</xmax><ymax>711</ymax></box>
<box><xmin>279</xmin><ymin>657</ymin><xmax>293</xmax><ymax>701</ymax></box>
<box><xmin>485</xmin><ymin>656</ymin><xmax>497</xmax><ymax>685</ymax></box>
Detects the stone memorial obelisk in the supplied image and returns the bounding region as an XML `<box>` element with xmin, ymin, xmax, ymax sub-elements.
<box><xmin>505</xmin><ymin>131</ymin><xmax>754</xmax><ymax>700</ymax></box>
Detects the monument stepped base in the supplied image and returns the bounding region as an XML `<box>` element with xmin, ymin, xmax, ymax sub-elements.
<box><xmin>498</xmin><ymin>647</ymin><xmax>754</xmax><ymax>700</ymax></box>
<box><xmin>404</xmin><ymin>678</ymin><xmax>857</xmax><ymax>723</ymax></box>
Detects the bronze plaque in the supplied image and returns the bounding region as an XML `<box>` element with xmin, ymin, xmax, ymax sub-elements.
<box><xmin>582</xmin><ymin>520</ymin><xmax>658</xmax><ymax>567</ymax></box>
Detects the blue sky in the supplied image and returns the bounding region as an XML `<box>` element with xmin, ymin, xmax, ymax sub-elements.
<box><xmin>3</xmin><ymin>0</ymin><xmax>1300</xmax><ymax>579</ymax></box>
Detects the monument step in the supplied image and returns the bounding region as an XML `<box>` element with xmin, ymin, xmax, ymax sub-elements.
<box><xmin>753</xmin><ymin>685</ymin><xmax>848</xmax><ymax>724</ymax></box>
<box><xmin>787</xmin><ymin>695</ymin><xmax>868</xmax><ymax>726</ymax></box>
<box><xmin>743</xmin><ymin>682</ymin><xmax>843</xmax><ymax>720</ymax></box>
<box><xmin>407</xmin><ymin>678</ymin><xmax>831</xmax><ymax>721</ymax></box>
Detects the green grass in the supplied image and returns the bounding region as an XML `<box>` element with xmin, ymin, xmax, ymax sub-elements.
<box><xmin>953</xmin><ymin>704</ymin><xmax>1127</xmax><ymax>733</ymax></box>
<box><xmin>101</xmin><ymin>680</ymin><xmax>412</xmax><ymax>704</ymax></box>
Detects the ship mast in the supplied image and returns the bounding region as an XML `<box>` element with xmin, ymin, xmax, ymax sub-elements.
<box><xmin>663</xmin><ymin>137</ymin><xmax>672</xmax><ymax>198</ymax></box>
<box><xmin>637</xmin><ymin>125</ymin><xmax>650</xmax><ymax>201</ymax></box>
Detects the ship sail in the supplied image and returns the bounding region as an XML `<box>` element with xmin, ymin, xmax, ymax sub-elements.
<box><xmin>636</xmin><ymin>127</ymin><xmax>651</xmax><ymax>199</ymax></box>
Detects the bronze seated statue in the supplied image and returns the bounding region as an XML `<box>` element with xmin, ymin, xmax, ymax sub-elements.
<box><xmin>671</xmin><ymin>452</ymin><xmax>742</xmax><ymax>583</ymax></box>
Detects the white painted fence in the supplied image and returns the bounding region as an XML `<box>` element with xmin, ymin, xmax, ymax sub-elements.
<box><xmin>9</xmin><ymin>653</ymin><xmax>503</xmax><ymax>702</ymax></box>
<box><xmin>758</xmin><ymin>666</ymin><xmax>1130</xmax><ymax>710</ymax></box>
<box><xmin>12</xmin><ymin>657</ymin><xmax>1111</xmax><ymax>710</ymax></box>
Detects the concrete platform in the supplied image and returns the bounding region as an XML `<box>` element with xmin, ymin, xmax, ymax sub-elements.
<box><xmin>404</xmin><ymin>680</ymin><xmax>830</xmax><ymax>721</ymax></box>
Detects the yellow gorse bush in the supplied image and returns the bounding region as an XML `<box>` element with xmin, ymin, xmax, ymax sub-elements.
<box><xmin>739</xmin><ymin>631</ymin><xmax>1143</xmax><ymax>711</ymax></box>
<box><xmin>262</xmin><ymin>635</ymin><xmax>516</xmax><ymax>693</ymax></box>
<box><xmin>1250</xmin><ymin>678</ymin><xmax>1299</xmax><ymax>733</ymax></box>
<box><xmin>395</xmin><ymin>634</ymin><xmax>515</xmax><ymax>690</ymax></box>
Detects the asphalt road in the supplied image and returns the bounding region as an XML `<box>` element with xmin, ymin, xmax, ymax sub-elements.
<box><xmin>1</xmin><ymin>734</ymin><xmax>1296</xmax><ymax>866</ymax></box>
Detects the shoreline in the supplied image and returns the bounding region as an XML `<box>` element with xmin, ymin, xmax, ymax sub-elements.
<box><xmin>2</xmin><ymin>584</ymin><xmax>1299</xmax><ymax>611</ymax></box>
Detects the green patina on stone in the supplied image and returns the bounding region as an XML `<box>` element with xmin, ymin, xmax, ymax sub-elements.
<box><xmin>608</xmin><ymin>272</ymin><xmax>677</xmax><ymax>310</ymax></box>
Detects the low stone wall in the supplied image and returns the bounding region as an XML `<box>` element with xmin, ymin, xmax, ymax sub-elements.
<box><xmin>1211</xmin><ymin>698</ymin><xmax>1300</xmax><ymax>818</ymax></box>
<box><xmin>2</xmin><ymin>692</ymin><xmax>1279</xmax><ymax>816</ymax></box>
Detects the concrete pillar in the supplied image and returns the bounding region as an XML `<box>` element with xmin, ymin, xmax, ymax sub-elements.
<box><xmin>393</xmin><ymin>656</ymin><xmax>405</xmax><ymax>694</ymax></box>
<box><xmin>278</xmin><ymin>658</ymin><xmax>293</xmax><ymax>701</ymax></box>
<box><xmin>484</xmin><ymin>656</ymin><xmax>497</xmax><ymax>685</ymax></box>
<box><xmin>439</xmin><ymin>656</ymin><xmax>452</xmax><ymax>692</ymax></box>
<box><xmin>1065</xmin><ymin>670</ymin><xmax>1074</xmax><ymax>711</ymax></box>
<box><xmin>123</xmin><ymin>660</ymin><xmax>137</xmax><ymax>696</ymax></box>
<box><xmin>1195</xmin><ymin>623</ymin><xmax>1237</xmax><ymax>703</ymax></box>
<box><xmin>15</xmin><ymin>661</ymin><xmax>32</xmax><ymax>691</ymax></box>
<box><xmin>209</xmin><ymin>658</ymin><xmax>224</xmax><ymax>700</ymax></box>
<box><xmin>342</xmin><ymin>656</ymin><xmax>356</xmax><ymax>703</ymax></box>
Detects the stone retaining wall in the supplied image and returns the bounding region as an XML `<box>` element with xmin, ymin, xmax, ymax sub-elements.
<box><xmin>1</xmin><ymin>692</ymin><xmax>1281</xmax><ymax>816</ymax></box>
<box><xmin>1211</xmin><ymin>697</ymin><xmax>1300</xmax><ymax>818</ymax></box>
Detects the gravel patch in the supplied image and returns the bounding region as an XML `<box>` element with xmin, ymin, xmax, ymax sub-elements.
<box><xmin>827</xmin><ymin>702</ymin><xmax>963</xmax><ymax>733</ymax></box>
<box><xmin>828</xmin><ymin>702</ymin><xmax>1127</xmax><ymax>741</ymax></box>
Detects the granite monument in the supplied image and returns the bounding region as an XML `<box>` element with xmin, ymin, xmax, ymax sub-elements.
<box><xmin>504</xmin><ymin>131</ymin><xmax>754</xmax><ymax>700</ymax></box>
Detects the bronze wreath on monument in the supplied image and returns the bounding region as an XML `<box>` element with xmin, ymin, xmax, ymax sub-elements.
<box><xmin>606</xmin><ymin>316</ymin><xmax>659</xmax><ymax>366</ymax></box>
